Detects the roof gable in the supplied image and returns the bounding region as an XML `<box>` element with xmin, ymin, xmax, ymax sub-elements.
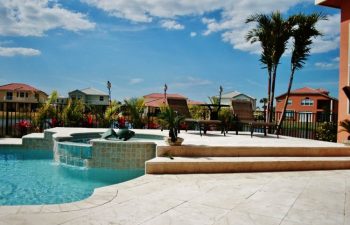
<box><xmin>0</xmin><ymin>83</ymin><xmax>47</xmax><ymax>96</ymax></box>
<box><xmin>70</xmin><ymin>87</ymin><xmax>108</xmax><ymax>96</ymax></box>
<box><xmin>220</xmin><ymin>91</ymin><xmax>256</xmax><ymax>100</ymax></box>
<box><xmin>144</xmin><ymin>93</ymin><xmax>187</xmax><ymax>99</ymax></box>
<box><xmin>276</xmin><ymin>87</ymin><xmax>337</xmax><ymax>100</ymax></box>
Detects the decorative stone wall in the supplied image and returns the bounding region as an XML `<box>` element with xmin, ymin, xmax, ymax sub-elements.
<box><xmin>22</xmin><ymin>131</ymin><xmax>55</xmax><ymax>150</ymax></box>
<box><xmin>87</xmin><ymin>140</ymin><xmax>156</xmax><ymax>169</ymax></box>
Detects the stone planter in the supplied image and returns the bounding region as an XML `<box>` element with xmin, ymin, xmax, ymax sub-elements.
<box><xmin>164</xmin><ymin>137</ymin><xmax>184</xmax><ymax>146</ymax></box>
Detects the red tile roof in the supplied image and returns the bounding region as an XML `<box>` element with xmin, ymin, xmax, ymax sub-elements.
<box><xmin>0</xmin><ymin>83</ymin><xmax>36</xmax><ymax>91</ymax></box>
<box><xmin>276</xmin><ymin>87</ymin><xmax>336</xmax><ymax>100</ymax></box>
<box><xmin>144</xmin><ymin>93</ymin><xmax>187</xmax><ymax>99</ymax></box>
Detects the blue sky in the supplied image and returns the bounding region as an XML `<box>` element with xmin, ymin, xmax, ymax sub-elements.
<box><xmin>0</xmin><ymin>0</ymin><xmax>340</xmax><ymax>106</ymax></box>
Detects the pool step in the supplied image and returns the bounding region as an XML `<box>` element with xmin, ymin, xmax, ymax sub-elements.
<box><xmin>146</xmin><ymin>156</ymin><xmax>350</xmax><ymax>174</ymax></box>
<box><xmin>156</xmin><ymin>146</ymin><xmax>350</xmax><ymax>157</ymax></box>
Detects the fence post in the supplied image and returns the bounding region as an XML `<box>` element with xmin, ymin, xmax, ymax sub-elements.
<box><xmin>5</xmin><ymin>109</ymin><xmax>9</xmax><ymax>136</ymax></box>
<box><xmin>305</xmin><ymin>113</ymin><xmax>309</xmax><ymax>139</ymax></box>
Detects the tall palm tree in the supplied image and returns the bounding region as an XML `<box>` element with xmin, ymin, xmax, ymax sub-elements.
<box><xmin>246</xmin><ymin>14</ymin><xmax>273</xmax><ymax>123</ymax></box>
<box><xmin>246</xmin><ymin>11</ymin><xmax>295</xmax><ymax>123</ymax></box>
<box><xmin>277</xmin><ymin>13</ymin><xmax>326</xmax><ymax>129</ymax></box>
<box><xmin>123</xmin><ymin>97</ymin><xmax>145</xmax><ymax>128</ymax></box>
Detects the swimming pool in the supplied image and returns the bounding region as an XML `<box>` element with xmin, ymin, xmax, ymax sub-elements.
<box><xmin>0</xmin><ymin>148</ymin><xmax>144</xmax><ymax>205</ymax></box>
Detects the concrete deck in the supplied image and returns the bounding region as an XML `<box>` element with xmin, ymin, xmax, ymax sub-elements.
<box><xmin>0</xmin><ymin>171</ymin><xmax>349</xmax><ymax>225</ymax></box>
<box><xmin>1</xmin><ymin>129</ymin><xmax>350</xmax><ymax>224</ymax></box>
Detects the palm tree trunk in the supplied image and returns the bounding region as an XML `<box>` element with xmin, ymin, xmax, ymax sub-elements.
<box><xmin>277</xmin><ymin>66</ymin><xmax>296</xmax><ymax>132</ymax></box>
<box><xmin>266</xmin><ymin>69</ymin><xmax>272</xmax><ymax>123</ymax></box>
<box><xmin>268</xmin><ymin>64</ymin><xmax>278</xmax><ymax>123</ymax></box>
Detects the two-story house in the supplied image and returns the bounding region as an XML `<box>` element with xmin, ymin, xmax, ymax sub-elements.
<box><xmin>0</xmin><ymin>83</ymin><xmax>48</xmax><ymax>112</ymax></box>
<box><xmin>219</xmin><ymin>91</ymin><xmax>257</xmax><ymax>110</ymax></box>
<box><xmin>68</xmin><ymin>87</ymin><xmax>109</xmax><ymax>111</ymax></box>
<box><xmin>275</xmin><ymin>87</ymin><xmax>338</xmax><ymax>122</ymax></box>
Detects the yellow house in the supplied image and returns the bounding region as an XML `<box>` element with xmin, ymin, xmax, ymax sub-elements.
<box><xmin>0</xmin><ymin>83</ymin><xmax>48</xmax><ymax>112</ymax></box>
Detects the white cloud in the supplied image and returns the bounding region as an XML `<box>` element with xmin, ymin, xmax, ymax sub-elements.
<box><xmin>0</xmin><ymin>47</ymin><xmax>41</xmax><ymax>56</ymax></box>
<box><xmin>172</xmin><ymin>76</ymin><xmax>212</xmax><ymax>88</ymax></box>
<box><xmin>81</xmin><ymin>0</ymin><xmax>338</xmax><ymax>54</ymax></box>
<box><xmin>160</xmin><ymin>20</ymin><xmax>184</xmax><ymax>30</ymax></box>
<box><xmin>82</xmin><ymin>0</ymin><xmax>228</xmax><ymax>23</ymax></box>
<box><xmin>314</xmin><ymin>56</ymin><xmax>340</xmax><ymax>70</ymax></box>
<box><xmin>311</xmin><ymin>14</ymin><xmax>340</xmax><ymax>54</ymax></box>
<box><xmin>129</xmin><ymin>78</ymin><xmax>144</xmax><ymax>84</ymax></box>
<box><xmin>0</xmin><ymin>0</ymin><xmax>95</xmax><ymax>37</ymax></box>
<box><xmin>190</xmin><ymin>32</ymin><xmax>197</xmax><ymax>37</ymax></box>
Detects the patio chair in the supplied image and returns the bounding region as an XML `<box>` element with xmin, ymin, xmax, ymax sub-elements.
<box><xmin>166</xmin><ymin>97</ymin><xmax>224</xmax><ymax>136</ymax></box>
<box><xmin>231</xmin><ymin>100</ymin><xmax>279</xmax><ymax>138</ymax></box>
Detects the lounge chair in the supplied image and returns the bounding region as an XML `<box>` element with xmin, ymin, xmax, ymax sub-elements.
<box><xmin>166</xmin><ymin>97</ymin><xmax>224</xmax><ymax>136</ymax></box>
<box><xmin>231</xmin><ymin>100</ymin><xmax>279</xmax><ymax>138</ymax></box>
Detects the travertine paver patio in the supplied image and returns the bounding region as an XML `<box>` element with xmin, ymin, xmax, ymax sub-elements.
<box><xmin>0</xmin><ymin>170</ymin><xmax>349</xmax><ymax>225</ymax></box>
<box><xmin>0</xmin><ymin>129</ymin><xmax>349</xmax><ymax>224</ymax></box>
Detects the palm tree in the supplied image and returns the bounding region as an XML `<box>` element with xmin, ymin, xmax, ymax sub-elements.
<box><xmin>246</xmin><ymin>14</ymin><xmax>273</xmax><ymax>123</ymax></box>
<box><xmin>158</xmin><ymin>106</ymin><xmax>185</xmax><ymax>142</ymax></box>
<box><xmin>339</xmin><ymin>119</ymin><xmax>350</xmax><ymax>140</ymax></box>
<box><xmin>246</xmin><ymin>11</ymin><xmax>295</xmax><ymax>123</ymax></box>
<box><xmin>277</xmin><ymin>13</ymin><xmax>326</xmax><ymax>129</ymax></box>
<box><xmin>104</xmin><ymin>100</ymin><xmax>121</xmax><ymax>126</ymax></box>
<box><xmin>123</xmin><ymin>97</ymin><xmax>145</xmax><ymax>128</ymax></box>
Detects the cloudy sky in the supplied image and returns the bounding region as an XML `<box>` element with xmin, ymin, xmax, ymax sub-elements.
<box><xmin>0</xmin><ymin>0</ymin><xmax>340</xmax><ymax>104</ymax></box>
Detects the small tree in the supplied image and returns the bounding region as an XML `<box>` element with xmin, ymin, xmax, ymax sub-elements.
<box><xmin>123</xmin><ymin>97</ymin><xmax>145</xmax><ymax>128</ymax></box>
<box><xmin>158</xmin><ymin>107</ymin><xmax>185</xmax><ymax>142</ymax></box>
<box><xmin>33</xmin><ymin>90</ymin><xmax>59</xmax><ymax>130</ymax></box>
<box><xmin>104</xmin><ymin>100</ymin><xmax>121</xmax><ymax>127</ymax></box>
<box><xmin>62</xmin><ymin>99</ymin><xmax>85</xmax><ymax>127</ymax></box>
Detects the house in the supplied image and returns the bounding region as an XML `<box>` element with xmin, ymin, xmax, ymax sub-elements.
<box><xmin>68</xmin><ymin>87</ymin><xmax>109</xmax><ymax>111</ymax></box>
<box><xmin>143</xmin><ymin>93</ymin><xmax>204</xmax><ymax>128</ymax></box>
<box><xmin>275</xmin><ymin>87</ymin><xmax>338</xmax><ymax>122</ymax></box>
<box><xmin>0</xmin><ymin>83</ymin><xmax>48</xmax><ymax>112</ymax></box>
<box><xmin>219</xmin><ymin>91</ymin><xmax>257</xmax><ymax>110</ymax></box>
<box><xmin>316</xmin><ymin>0</ymin><xmax>350</xmax><ymax>142</ymax></box>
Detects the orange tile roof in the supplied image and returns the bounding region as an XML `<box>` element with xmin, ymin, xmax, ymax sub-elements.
<box><xmin>0</xmin><ymin>83</ymin><xmax>46</xmax><ymax>93</ymax></box>
<box><xmin>276</xmin><ymin>87</ymin><xmax>336</xmax><ymax>100</ymax></box>
<box><xmin>144</xmin><ymin>93</ymin><xmax>187</xmax><ymax>99</ymax></box>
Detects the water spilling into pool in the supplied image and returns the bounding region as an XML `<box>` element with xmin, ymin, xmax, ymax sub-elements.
<box><xmin>0</xmin><ymin>149</ymin><xmax>144</xmax><ymax>205</ymax></box>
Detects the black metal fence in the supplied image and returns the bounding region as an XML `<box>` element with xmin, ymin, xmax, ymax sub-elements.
<box><xmin>0</xmin><ymin>108</ymin><xmax>338</xmax><ymax>142</ymax></box>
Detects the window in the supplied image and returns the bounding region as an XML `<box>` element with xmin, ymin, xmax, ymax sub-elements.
<box><xmin>25</xmin><ymin>93</ymin><xmax>28</xmax><ymax>98</ymax></box>
<box><xmin>287</xmin><ymin>99</ymin><xmax>292</xmax><ymax>105</ymax></box>
<box><xmin>285</xmin><ymin>110</ymin><xmax>295</xmax><ymax>119</ymax></box>
<box><xmin>99</xmin><ymin>96</ymin><xmax>104</xmax><ymax>101</ymax></box>
<box><xmin>301</xmin><ymin>98</ymin><xmax>314</xmax><ymax>106</ymax></box>
<box><xmin>19</xmin><ymin>92</ymin><xmax>25</xmax><ymax>98</ymax></box>
<box><xmin>6</xmin><ymin>92</ymin><xmax>13</xmax><ymax>100</ymax></box>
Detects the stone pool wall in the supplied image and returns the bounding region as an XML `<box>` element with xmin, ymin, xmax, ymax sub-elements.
<box><xmin>54</xmin><ymin>140</ymin><xmax>156</xmax><ymax>169</ymax></box>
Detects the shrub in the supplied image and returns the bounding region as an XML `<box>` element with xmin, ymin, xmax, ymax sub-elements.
<box><xmin>315</xmin><ymin>121</ymin><xmax>337</xmax><ymax>142</ymax></box>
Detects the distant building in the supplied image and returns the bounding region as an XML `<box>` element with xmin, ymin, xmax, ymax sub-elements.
<box><xmin>219</xmin><ymin>91</ymin><xmax>257</xmax><ymax>110</ymax></box>
<box><xmin>316</xmin><ymin>0</ymin><xmax>350</xmax><ymax>142</ymax></box>
<box><xmin>68</xmin><ymin>87</ymin><xmax>109</xmax><ymax>111</ymax></box>
<box><xmin>0</xmin><ymin>83</ymin><xmax>48</xmax><ymax>112</ymax></box>
<box><xmin>143</xmin><ymin>93</ymin><xmax>204</xmax><ymax>128</ymax></box>
<box><xmin>275</xmin><ymin>87</ymin><xmax>338</xmax><ymax>122</ymax></box>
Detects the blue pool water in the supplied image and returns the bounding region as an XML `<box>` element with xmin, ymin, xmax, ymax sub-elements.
<box><xmin>0</xmin><ymin>149</ymin><xmax>144</xmax><ymax>205</ymax></box>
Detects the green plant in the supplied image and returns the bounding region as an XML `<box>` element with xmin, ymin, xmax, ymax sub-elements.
<box><xmin>123</xmin><ymin>97</ymin><xmax>145</xmax><ymax>128</ymax></box>
<box><xmin>62</xmin><ymin>99</ymin><xmax>85</xmax><ymax>127</ymax></box>
<box><xmin>315</xmin><ymin>122</ymin><xmax>337</xmax><ymax>142</ymax></box>
<box><xmin>339</xmin><ymin>119</ymin><xmax>350</xmax><ymax>140</ymax></box>
<box><xmin>33</xmin><ymin>90</ymin><xmax>59</xmax><ymax>130</ymax></box>
<box><xmin>104</xmin><ymin>100</ymin><xmax>121</xmax><ymax>127</ymax></box>
<box><xmin>158</xmin><ymin>107</ymin><xmax>185</xmax><ymax>142</ymax></box>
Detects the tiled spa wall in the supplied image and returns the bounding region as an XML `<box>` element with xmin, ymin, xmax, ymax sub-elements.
<box><xmin>54</xmin><ymin>138</ymin><xmax>156</xmax><ymax>169</ymax></box>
